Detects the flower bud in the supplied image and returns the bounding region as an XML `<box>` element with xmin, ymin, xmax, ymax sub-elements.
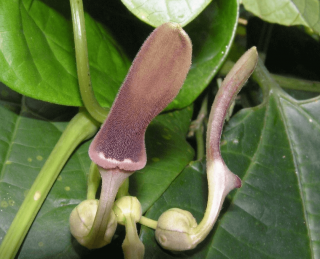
<box><xmin>113</xmin><ymin>196</ymin><xmax>144</xmax><ymax>259</ymax></box>
<box><xmin>113</xmin><ymin>196</ymin><xmax>142</xmax><ymax>225</ymax></box>
<box><xmin>155</xmin><ymin>208</ymin><xmax>198</xmax><ymax>251</ymax></box>
<box><xmin>69</xmin><ymin>199</ymin><xmax>117</xmax><ymax>248</ymax></box>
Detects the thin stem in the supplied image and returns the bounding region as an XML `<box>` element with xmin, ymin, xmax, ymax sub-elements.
<box><xmin>251</xmin><ymin>58</ymin><xmax>284</xmax><ymax>98</ymax></box>
<box><xmin>116</xmin><ymin>178</ymin><xmax>130</xmax><ymax>199</ymax></box>
<box><xmin>122</xmin><ymin>215</ymin><xmax>145</xmax><ymax>259</ymax></box>
<box><xmin>195</xmin><ymin>95</ymin><xmax>208</xmax><ymax>160</ymax></box>
<box><xmin>0</xmin><ymin>110</ymin><xmax>99</xmax><ymax>259</ymax></box>
<box><xmin>220</xmin><ymin>60</ymin><xmax>320</xmax><ymax>93</ymax></box>
<box><xmin>188</xmin><ymin>95</ymin><xmax>208</xmax><ymax>160</ymax></box>
<box><xmin>70</xmin><ymin>0</ymin><xmax>109</xmax><ymax>123</ymax></box>
<box><xmin>82</xmin><ymin>167</ymin><xmax>133</xmax><ymax>249</ymax></box>
<box><xmin>271</xmin><ymin>74</ymin><xmax>320</xmax><ymax>93</ymax></box>
<box><xmin>87</xmin><ymin>162</ymin><xmax>101</xmax><ymax>200</ymax></box>
<box><xmin>139</xmin><ymin>216</ymin><xmax>158</xmax><ymax>229</ymax></box>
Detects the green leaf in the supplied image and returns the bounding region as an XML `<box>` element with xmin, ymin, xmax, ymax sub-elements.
<box><xmin>166</xmin><ymin>0</ymin><xmax>239</xmax><ymax>110</ymax></box>
<box><xmin>0</xmin><ymin>0</ymin><xmax>238</xmax><ymax>111</ymax></box>
<box><xmin>242</xmin><ymin>0</ymin><xmax>320</xmax><ymax>35</ymax></box>
<box><xmin>0</xmin><ymin>0</ymin><xmax>130</xmax><ymax>107</ymax></box>
<box><xmin>140</xmin><ymin>71</ymin><xmax>320</xmax><ymax>258</ymax></box>
<box><xmin>130</xmin><ymin>106</ymin><xmax>195</xmax><ymax>212</ymax></box>
<box><xmin>120</xmin><ymin>0</ymin><xmax>212</xmax><ymax>27</ymax></box>
<box><xmin>0</xmin><ymin>86</ymin><xmax>194</xmax><ymax>257</ymax></box>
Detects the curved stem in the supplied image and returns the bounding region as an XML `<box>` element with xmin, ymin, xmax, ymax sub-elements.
<box><xmin>0</xmin><ymin>110</ymin><xmax>99</xmax><ymax>259</ymax></box>
<box><xmin>82</xmin><ymin>167</ymin><xmax>133</xmax><ymax>249</ymax></box>
<box><xmin>70</xmin><ymin>0</ymin><xmax>109</xmax><ymax>123</ymax></box>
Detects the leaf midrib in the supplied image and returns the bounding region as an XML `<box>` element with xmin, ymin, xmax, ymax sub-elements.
<box><xmin>276</xmin><ymin>94</ymin><xmax>315</xmax><ymax>259</ymax></box>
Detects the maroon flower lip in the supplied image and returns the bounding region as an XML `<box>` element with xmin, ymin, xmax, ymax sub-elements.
<box><xmin>89</xmin><ymin>22</ymin><xmax>192</xmax><ymax>172</ymax></box>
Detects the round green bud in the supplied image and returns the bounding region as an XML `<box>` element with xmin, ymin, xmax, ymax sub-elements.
<box><xmin>69</xmin><ymin>199</ymin><xmax>117</xmax><ymax>248</ymax></box>
<box><xmin>113</xmin><ymin>196</ymin><xmax>142</xmax><ymax>225</ymax></box>
<box><xmin>155</xmin><ymin>208</ymin><xmax>198</xmax><ymax>251</ymax></box>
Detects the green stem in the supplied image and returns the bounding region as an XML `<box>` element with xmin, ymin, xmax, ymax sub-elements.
<box><xmin>70</xmin><ymin>0</ymin><xmax>109</xmax><ymax>123</ymax></box>
<box><xmin>271</xmin><ymin>74</ymin><xmax>320</xmax><ymax>93</ymax></box>
<box><xmin>0</xmin><ymin>110</ymin><xmax>99</xmax><ymax>259</ymax></box>
<box><xmin>116</xmin><ymin>178</ymin><xmax>130</xmax><ymax>199</ymax></box>
<box><xmin>189</xmin><ymin>95</ymin><xmax>208</xmax><ymax>160</ymax></box>
<box><xmin>87</xmin><ymin>162</ymin><xmax>101</xmax><ymax>200</ymax></box>
<box><xmin>220</xmin><ymin>60</ymin><xmax>320</xmax><ymax>93</ymax></box>
<box><xmin>122</xmin><ymin>215</ymin><xmax>145</xmax><ymax>259</ymax></box>
<box><xmin>139</xmin><ymin>216</ymin><xmax>158</xmax><ymax>229</ymax></box>
<box><xmin>251</xmin><ymin>58</ymin><xmax>284</xmax><ymax>98</ymax></box>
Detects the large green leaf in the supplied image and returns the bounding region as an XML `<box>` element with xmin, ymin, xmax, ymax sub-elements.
<box><xmin>0</xmin><ymin>84</ymin><xmax>194</xmax><ymax>257</ymax></box>
<box><xmin>242</xmin><ymin>0</ymin><xmax>320</xmax><ymax>35</ymax></box>
<box><xmin>120</xmin><ymin>0</ymin><xmax>212</xmax><ymax>27</ymax></box>
<box><xmin>140</xmin><ymin>66</ymin><xmax>320</xmax><ymax>258</ymax></box>
<box><xmin>0</xmin><ymin>0</ymin><xmax>238</xmax><ymax>111</ymax></box>
<box><xmin>0</xmin><ymin>0</ymin><xmax>130</xmax><ymax>107</ymax></box>
<box><xmin>166</xmin><ymin>0</ymin><xmax>239</xmax><ymax>110</ymax></box>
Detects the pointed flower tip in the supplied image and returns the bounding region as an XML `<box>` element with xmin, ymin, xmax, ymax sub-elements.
<box><xmin>243</xmin><ymin>46</ymin><xmax>258</xmax><ymax>72</ymax></box>
<box><xmin>234</xmin><ymin>174</ymin><xmax>242</xmax><ymax>189</ymax></box>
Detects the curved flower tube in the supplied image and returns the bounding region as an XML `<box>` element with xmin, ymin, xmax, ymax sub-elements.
<box><xmin>155</xmin><ymin>47</ymin><xmax>258</xmax><ymax>251</ymax></box>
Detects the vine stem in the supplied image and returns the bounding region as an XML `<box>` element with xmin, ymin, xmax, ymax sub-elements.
<box><xmin>195</xmin><ymin>95</ymin><xmax>208</xmax><ymax>160</ymax></box>
<box><xmin>0</xmin><ymin>110</ymin><xmax>99</xmax><ymax>259</ymax></box>
<box><xmin>70</xmin><ymin>0</ymin><xmax>109</xmax><ymax>123</ymax></box>
<box><xmin>139</xmin><ymin>216</ymin><xmax>158</xmax><ymax>229</ymax></box>
<box><xmin>87</xmin><ymin>162</ymin><xmax>101</xmax><ymax>200</ymax></box>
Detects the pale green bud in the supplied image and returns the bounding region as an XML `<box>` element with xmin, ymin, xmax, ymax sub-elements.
<box><xmin>113</xmin><ymin>196</ymin><xmax>142</xmax><ymax>225</ymax></box>
<box><xmin>155</xmin><ymin>208</ymin><xmax>198</xmax><ymax>251</ymax></box>
<box><xmin>69</xmin><ymin>199</ymin><xmax>117</xmax><ymax>248</ymax></box>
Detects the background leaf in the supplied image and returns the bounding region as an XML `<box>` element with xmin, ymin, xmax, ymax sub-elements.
<box><xmin>166</xmin><ymin>0</ymin><xmax>239</xmax><ymax>110</ymax></box>
<box><xmin>0</xmin><ymin>0</ymin><xmax>238</xmax><ymax>111</ymax></box>
<box><xmin>242</xmin><ymin>0</ymin><xmax>320</xmax><ymax>35</ymax></box>
<box><xmin>120</xmin><ymin>0</ymin><xmax>212</xmax><ymax>27</ymax></box>
<box><xmin>0</xmin><ymin>0</ymin><xmax>130</xmax><ymax>107</ymax></box>
<box><xmin>0</xmin><ymin>83</ymin><xmax>194</xmax><ymax>257</ymax></box>
<box><xmin>141</xmin><ymin>73</ymin><xmax>320</xmax><ymax>258</ymax></box>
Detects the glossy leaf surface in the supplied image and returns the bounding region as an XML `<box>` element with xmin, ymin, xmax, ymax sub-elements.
<box><xmin>0</xmin><ymin>0</ymin><xmax>130</xmax><ymax>107</ymax></box>
<box><xmin>140</xmin><ymin>72</ymin><xmax>320</xmax><ymax>258</ymax></box>
<box><xmin>0</xmin><ymin>0</ymin><xmax>238</xmax><ymax>111</ymax></box>
<box><xmin>242</xmin><ymin>0</ymin><xmax>320</xmax><ymax>34</ymax></box>
<box><xmin>167</xmin><ymin>0</ymin><xmax>238</xmax><ymax>110</ymax></box>
<box><xmin>0</xmin><ymin>85</ymin><xmax>194</xmax><ymax>257</ymax></box>
<box><xmin>121</xmin><ymin>0</ymin><xmax>211</xmax><ymax>27</ymax></box>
